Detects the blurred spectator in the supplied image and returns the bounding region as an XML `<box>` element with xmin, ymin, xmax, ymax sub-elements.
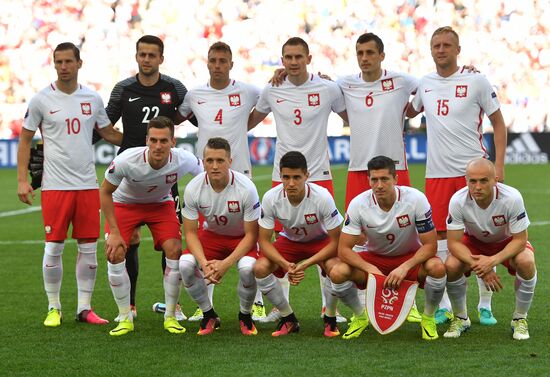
<box><xmin>1</xmin><ymin>0</ymin><xmax>548</xmax><ymax>136</ymax></box>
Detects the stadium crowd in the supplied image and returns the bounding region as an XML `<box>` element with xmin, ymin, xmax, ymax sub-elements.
<box><xmin>1</xmin><ymin>0</ymin><xmax>548</xmax><ymax>137</ymax></box>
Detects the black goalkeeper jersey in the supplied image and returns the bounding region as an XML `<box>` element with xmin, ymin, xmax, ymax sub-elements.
<box><xmin>106</xmin><ymin>74</ymin><xmax>187</xmax><ymax>152</ymax></box>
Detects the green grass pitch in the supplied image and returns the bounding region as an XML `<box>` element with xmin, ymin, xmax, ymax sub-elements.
<box><xmin>0</xmin><ymin>164</ymin><xmax>549</xmax><ymax>376</ymax></box>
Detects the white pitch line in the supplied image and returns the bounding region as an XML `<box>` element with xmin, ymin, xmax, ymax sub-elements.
<box><xmin>0</xmin><ymin>206</ymin><xmax>41</xmax><ymax>218</ymax></box>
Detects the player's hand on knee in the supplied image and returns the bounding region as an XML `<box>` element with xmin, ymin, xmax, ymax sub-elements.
<box><xmin>202</xmin><ymin>262</ymin><xmax>220</xmax><ymax>284</ymax></box>
<box><xmin>385</xmin><ymin>267</ymin><xmax>407</xmax><ymax>290</ymax></box>
<box><xmin>471</xmin><ymin>254</ymin><xmax>495</xmax><ymax>277</ymax></box>
<box><xmin>104</xmin><ymin>233</ymin><xmax>127</xmax><ymax>261</ymax></box>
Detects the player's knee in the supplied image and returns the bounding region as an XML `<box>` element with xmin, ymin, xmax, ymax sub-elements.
<box><xmin>323</xmin><ymin>257</ymin><xmax>340</xmax><ymax>275</ymax></box>
<box><xmin>44</xmin><ymin>242</ymin><xmax>65</xmax><ymax>257</ymax></box>
<box><xmin>253</xmin><ymin>257</ymin><xmax>271</xmax><ymax>278</ymax></box>
<box><xmin>178</xmin><ymin>255</ymin><xmax>196</xmax><ymax>280</ymax></box>
<box><xmin>329</xmin><ymin>262</ymin><xmax>350</xmax><ymax>284</ymax></box>
<box><xmin>426</xmin><ymin>257</ymin><xmax>446</xmax><ymax>278</ymax></box>
<box><xmin>161</xmin><ymin>239</ymin><xmax>182</xmax><ymax>260</ymax></box>
<box><xmin>444</xmin><ymin>255</ymin><xmax>463</xmax><ymax>278</ymax></box>
<box><xmin>513</xmin><ymin>249</ymin><xmax>536</xmax><ymax>278</ymax></box>
<box><xmin>129</xmin><ymin>229</ymin><xmax>141</xmax><ymax>244</ymax></box>
<box><xmin>107</xmin><ymin>246</ymin><xmax>126</xmax><ymax>264</ymax></box>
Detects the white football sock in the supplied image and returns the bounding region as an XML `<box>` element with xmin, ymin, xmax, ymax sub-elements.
<box><xmin>163</xmin><ymin>258</ymin><xmax>181</xmax><ymax>318</ymax></box>
<box><xmin>179</xmin><ymin>255</ymin><xmax>212</xmax><ymax>312</ymax></box>
<box><xmin>237</xmin><ymin>256</ymin><xmax>257</xmax><ymax>314</ymax></box>
<box><xmin>317</xmin><ymin>265</ymin><xmax>327</xmax><ymax>308</ymax></box>
<box><xmin>254</xmin><ymin>289</ymin><xmax>264</xmax><ymax>305</ymax></box>
<box><xmin>513</xmin><ymin>271</ymin><xmax>537</xmax><ymax>319</ymax></box>
<box><xmin>108</xmin><ymin>260</ymin><xmax>132</xmax><ymax>321</ymax></box>
<box><xmin>424</xmin><ymin>275</ymin><xmax>447</xmax><ymax>316</ymax></box>
<box><xmin>331</xmin><ymin>281</ymin><xmax>364</xmax><ymax>316</ymax></box>
<box><xmin>447</xmin><ymin>275</ymin><xmax>468</xmax><ymax>319</ymax></box>
<box><xmin>43</xmin><ymin>242</ymin><xmax>64</xmax><ymax>310</ymax></box>
<box><xmin>207</xmin><ymin>282</ymin><xmax>214</xmax><ymax>304</ymax></box>
<box><xmin>477</xmin><ymin>266</ymin><xmax>495</xmax><ymax>311</ymax></box>
<box><xmin>322</xmin><ymin>277</ymin><xmax>338</xmax><ymax>317</ymax></box>
<box><xmin>256</xmin><ymin>274</ymin><xmax>293</xmax><ymax>317</ymax></box>
<box><xmin>436</xmin><ymin>239</ymin><xmax>452</xmax><ymax>311</ymax></box>
<box><xmin>279</xmin><ymin>274</ymin><xmax>290</xmax><ymax>301</ymax></box>
<box><xmin>76</xmin><ymin>242</ymin><xmax>97</xmax><ymax>313</ymax></box>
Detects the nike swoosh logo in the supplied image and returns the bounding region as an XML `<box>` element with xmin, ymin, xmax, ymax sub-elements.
<box><xmin>199</xmin><ymin>205</ymin><xmax>210</xmax><ymax>209</ymax></box>
<box><xmin>49</xmin><ymin>110</ymin><xmax>61</xmax><ymax>114</ymax></box>
<box><xmin>198</xmin><ymin>101</ymin><xmax>206</xmax><ymax>104</ymax></box>
<box><xmin>131</xmin><ymin>179</ymin><xmax>142</xmax><ymax>182</ymax></box>
<box><xmin>45</xmin><ymin>264</ymin><xmax>57</xmax><ymax>268</ymax></box>
<box><xmin>366</xmin><ymin>225</ymin><xmax>376</xmax><ymax>228</ymax></box>
<box><xmin>129</xmin><ymin>97</ymin><xmax>141</xmax><ymax>102</ymax></box>
<box><xmin>276</xmin><ymin>99</ymin><xmax>286</xmax><ymax>103</ymax></box>
<box><xmin>423</xmin><ymin>327</ymin><xmax>436</xmax><ymax>338</ymax></box>
<box><xmin>424</xmin><ymin>89</ymin><xmax>433</xmax><ymax>93</ymax></box>
<box><xmin>89</xmin><ymin>266</ymin><xmax>97</xmax><ymax>270</ymax></box>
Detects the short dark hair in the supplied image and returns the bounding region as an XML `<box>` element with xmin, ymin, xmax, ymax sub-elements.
<box><xmin>205</xmin><ymin>137</ymin><xmax>231</xmax><ymax>156</ymax></box>
<box><xmin>136</xmin><ymin>35</ymin><xmax>164</xmax><ymax>55</ymax></box>
<box><xmin>356</xmin><ymin>32</ymin><xmax>384</xmax><ymax>54</ymax></box>
<box><xmin>208</xmin><ymin>41</ymin><xmax>232</xmax><ymax>57</ymax></box>
<box><xmin>280</xmin><ymin>151</ymin><xmax>307</xmax><ymax>173</ymax></box>
<box><xmin>431</xmin><ymin>26</ymin><xmax>460</xmax><ymax>46</ymax></box>
<box><xmin>147</xmin><ymin>116</ymin><xmax>174</xmax><ymax>137</ymax></box>
<box><xmin>367</xmin><ymin>156</ymin><xmax>396</xmax><ymax>177</ymax></box>
<box><xmin>282</xmin><ymin>37</ymin><xmax>309</xmax><ymax>55</ymax></box>
<box><xmin>53</xmin><ymin>42</ymin><xmax>81</xmax><ymax>61</ymax></box>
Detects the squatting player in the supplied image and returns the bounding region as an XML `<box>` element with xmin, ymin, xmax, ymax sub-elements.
<box><xmin>444</xmin><ymin>158</ymin><xmax>536</xmax><ymax>340</ymax></box>
<box><xmin>330</xmin><ymin>156</ymin><xmax>447</xmax><ymax>340</ymax></box>
<box><xmin>254</xmin><ymin>151</ymin><xmax>358</xmax><ymax>337</ymax></box>
<box><xmin>100</xmin><ymin>116</ymin><xmax>202</xmax><ymax>336</ymax></box>
<box><xmin>179</xmin><ymin>137</ymin><xmax>261</xmax><ymax>336</ymax></box>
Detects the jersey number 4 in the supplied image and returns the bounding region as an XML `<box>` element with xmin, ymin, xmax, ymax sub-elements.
<box><xmin>214</xmin><ymin>109</ymin><xmax>223</xmax><ymax>125</ymax></box>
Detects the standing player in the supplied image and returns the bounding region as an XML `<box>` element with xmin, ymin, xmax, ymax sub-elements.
<box><xmin>330</xmin><ymin>156</ymin><xmax>446</xmax><ymax>340</ymax></box>
<box><xmin>254</xmin><ymin>151</ymin><xmax>356</xmax><ymax>337</ymax></box>
<box><xmin>17</xmin><ymin>42</ymin><xmax>122</xmax><ymax>327</ymax></box>
<box><xmin>408</xmin><ymin>26</ymin><xmax>507</xmax><ymax>325</ymax></box>
<box><xmin>248</xmin><ymin>37</ymin><xmax>348</xmax><ymax>322</ymax></box>
<box><xmin>103</xmin><ymin>35</ymin><xmax>191</xmax><ymax>319</ymax></box>
<box><xmin>178</xmin><ymin>41</ymin><xmax>265</xmax><ymax>321</ymax></box>
<box><xmin>338</xmin><ymin>32</ymin><xmax>416</xmax><ymax>209</ymax></box>
<box><xmin>100</xmin><ymin>116</ymin><xmax>203</xmax><ymax>336</ymax></box>
<box><xmin>444</xmin><ymin>159</ymin><xmax>536</xmax><ymax>340</ymax></box>
<box><xmin>178</xmin><ymin>138</ymin><xmax>261</xmax><ymax>336</ymax></box>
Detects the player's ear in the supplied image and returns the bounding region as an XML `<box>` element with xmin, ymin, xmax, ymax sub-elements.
<box><xmin>381</xmin><ymin>52</ymin><xmax>386</xmax><ymax>61</ymax></box>
<box><xmin>160</xmin><ymin>54</ymin><xmax>165</xmax><ymax>65</ymax></box>
<box><xmin>170</xmin><ymin>136</ymin><xmax>176</xmax><ymax>147</ymax></box>
<box><xmin>230</xmin><ymin>60</ymin><xmax>234</xmax><ymax>70</ymax></box>
<box><xmin>306</xmin><ymin>55</ymin><xmax>312</xmax><ymax>64</ymax></box>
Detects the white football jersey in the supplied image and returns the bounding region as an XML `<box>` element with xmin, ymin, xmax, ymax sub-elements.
<box><xmin>343</xmin><ymin>186</ymin><xmax>434</xmax><ymax>256</ymax></box>
<box><xmin>182</xmin><ymin>170</ymin><xmax>260</xmax><ymax>237</ymax></box>
<box><xmin>105</xmin><ymin>147</ymin><xmax>203</xmax><ymax>204</ymax></box>
<box><xmin>255</xmin><ymin>74</ymin><xmax>346</xmax><ymax>181</ymax></box>
<box><xmin>259</xmin><ymin>183</ymin><xmax>343</xmax><ymax>242</ymax></box>
<box><xmin>411</xmin><ymin>69</ymin><xmax>500</xmax><ymax>178</ymax></box>
<box><xmin>447</xmin><ymin>183</ymin><xmax>529</xmax><ymax>243</ymax></box>
<box><xmin>178</xmin><ymin>80</ymin><xmax>259</xmax><ymax>177</ymax></box>
<box><xmin>24</xmin><ymin>83</ymin><xmax>111</xmax><ymax>190</ymax></box>
<box><xmin>338</xmin><ymin>70</ymin><xmax>417</xmax><ymax>171</ymax></box>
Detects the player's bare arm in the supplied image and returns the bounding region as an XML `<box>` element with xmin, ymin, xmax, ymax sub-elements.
<box><xmin>96</xmin><ymin>124</ymin><xmax>123</xmax><ymax>146</ymax></box>
<box><xmin>337</xmin><ymin>110</ymin><xmax>349</xmax><ymax>124</ymax></box>
<box><xmin>247</xmin><ymin>109</ymin><xmax>268</xmax><ymax>131</ymax></box>
<box><xmin>99</xmin><ymin>179</ymin><xmax>127</xmax><ymax>259</ymax></box>
<box><xmin>338</xmin><ymin>232</ymin><xmax>383</xmax><ymax>275</ymax></box>
<box><xmin>16</xmin><ymin>128</ymin><xmax>36</xmax><ymax>205</ymax></box>
<box><xmin>294</xmin><ymin>227</ymin><xmax>341</xmax><ymax>273</ymax></box>
<box><xmin>405</xmin><ymin>102</ymin><xmax>421</xmax><ymax>118</ymax></box>
<box><xmin>258</xmin><ymin>225</ymin><xmax>291</xmax><ymax>270</ymax></box>
<box><xmin>183</xmin><ymin>217</ymin><xmax>218</xmax><ymax>283</ymax></box>
<box><xmin>385</xmin><ymin>228</ymin><xmax>437</xmax><ymax>289</ymax></box>
<box><xmin>207</xmin><ymin>220</ymin><xmax>259</xmax><ymax>282</ymax></box>
<box><xmin>488</xmin><ymin>109</ymin><xmax>507</xmax><ymax>182</ymax></box>
<box><xmin>447</xmin><ymin>229</ymin><xmax>478</xmax><ymax>268</ymax></box>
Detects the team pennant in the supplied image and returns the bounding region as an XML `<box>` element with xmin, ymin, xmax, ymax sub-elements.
<box><xmin>366</xmin><ymin>273</ymin><xmax>418</xmax><ymax>335</ymax></box>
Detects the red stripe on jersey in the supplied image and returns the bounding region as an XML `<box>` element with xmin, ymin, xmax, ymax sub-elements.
<box><xmin>205</xmin><ymin>174</ymin><xmax>209</xmax><ymax>185</ymax></box>
<box><xmin>357</xmin><ymin>72</ymin><xmax>361</xmax><ymax>79</ymax></box>
<box><xmin>143</xmin><ymin>149</ymin><xmax>147</xmax><ymax>162</ymax></box>
<box><xmin>230</xmin><ymin>171</ymin><xmax>235</xmax><ymax>185</ymax></box>
<box><xmin>50</xmin><ymin>83</ymin><xmax>55</xmax><ymax>91</ymax></box>
<box><xmin>477</xmin><ymin>109</ymin><xmax>487</xmax><ymax>154</ymax></box>
<box><xmin>169</xmin><ymin>151</ymin><xmax>172</xmax><ymax>163</ymax></box>
<box><xmin>306</xmin><ymin>183</ymin><xmax>311</xmax><ymax>198</ymax></box>
<box><xmin>310</xmin><ymin>74</ymin><xmax>314</xmax><ymax>81</ymax></box>
<box><xmin>371</xmin><ymin>192</ymin><xmax>378</xmax><ymax>205</ymax></box>
<box><xmin>397</xmin><ymin>186</ymin><xmax>401</xmax><ymax>201</ymax></box>
<box><xmin>383</xmin><ymin>69</ymin><xmax>387</xmax><ymax>77</ymax></box>
<box><xmin>460</xmin><ymin>66</ymin><xmax>466</xmax><ymax>74</ymax></box>
<box><xmin>231</xmin><ymin>80</ymin><xmax>235</xmax><ymax>86</ymax></box>
<box><xmin>495</xmin><ymin>184</ymin><xmax>499</xmax><ymax>199</ymax></box>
